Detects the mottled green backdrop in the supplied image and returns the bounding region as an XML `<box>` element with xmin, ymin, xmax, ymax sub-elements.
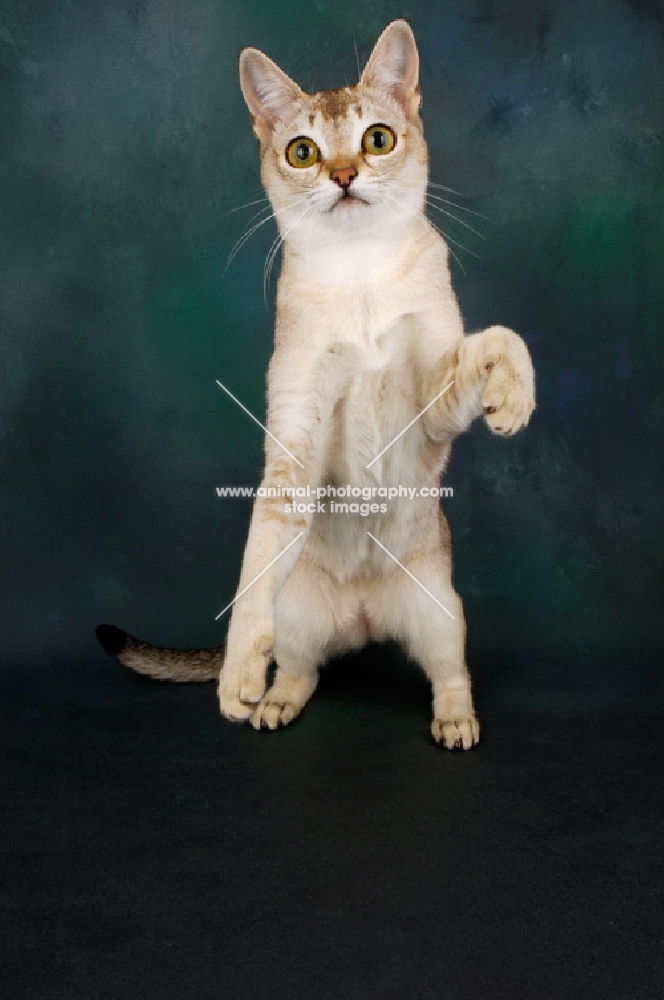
<box><xmin>1</xmin><ymin>0</ymin><xmax>663</xmax><ymax>704</ymax></box>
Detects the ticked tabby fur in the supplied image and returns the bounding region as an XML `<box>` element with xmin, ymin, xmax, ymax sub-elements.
<box><xmin>97</xmin><ymin>20</ymin><xmax>535</xmax><ymax>749</ymax></box>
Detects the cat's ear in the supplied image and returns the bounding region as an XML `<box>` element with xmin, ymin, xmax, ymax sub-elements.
<box><xmin>239</xmin><ymin>48</ymin><xmax>304</xmax><ymax>142</ymax></box>
<box><xmin>360</xmin><ymin>20</ymin><xmax>421</xmax><ymax>120</ymax></box>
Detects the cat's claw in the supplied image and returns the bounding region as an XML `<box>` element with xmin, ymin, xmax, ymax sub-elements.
<box><xmin>483</xmin><ymin>387</ymin><xmax>534</xmax><ymax>435</ymax></box>
<box><xmin>431</xmin><ymin>714</ymin><xmax>480</xmax><ymax>750</ymax></box>
<box><xmin>250</xmin><ymin>698</ymin><xmax>299</xmax><ymax>730</ymax></box>
<box><xmin>481</xmin><ymin>335</ymin><xmax>535</xmax><ymax>436</ymax></box>
<box><xmin>249</xmin><ymin>670</ymin><xmax>318</xmax><ymax>731</ymax></box>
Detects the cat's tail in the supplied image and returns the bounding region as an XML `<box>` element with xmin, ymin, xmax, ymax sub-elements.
<box><xmin>95</xmin><ymin>624</ymin><xmax>223</xmax><ymax>682</ymax></box>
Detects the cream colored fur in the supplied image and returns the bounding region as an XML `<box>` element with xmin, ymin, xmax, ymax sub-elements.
<box><xmin>216</xmin><ymin>20</ymin><xmax>536</xmax><ymax>749</ymax></box>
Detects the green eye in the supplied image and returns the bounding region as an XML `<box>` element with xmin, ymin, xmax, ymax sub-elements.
<box><xmin>362</xmin><ymin>125</ymin><xmax>396</xmax><ymax>155</ymax></box>
<box><xmin>286</xmin><ymin>137</ymin><xmax>320</xmax><ymax>168</ymax></box>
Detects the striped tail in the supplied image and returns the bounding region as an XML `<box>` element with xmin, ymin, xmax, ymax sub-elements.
<box><xmin>96</xmin><ymin>624</ymin><xmax>223</xmax><ymax>682</ymax></box>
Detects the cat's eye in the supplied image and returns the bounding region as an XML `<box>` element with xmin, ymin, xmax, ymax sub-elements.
<box><xmin>286</xmin><ymin>137</ymin><xmax>320</xmax><ymax>168</ymax></box>
<box><xmin>362</xmin><ymin>125</ymin><xmax>396</xmax><ymax>156</ymax></box>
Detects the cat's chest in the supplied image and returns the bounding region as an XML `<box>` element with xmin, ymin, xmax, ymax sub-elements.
<box><xmin>327</xmin><ymin>336</ymin><xmax>420</xmax><ymax>482</ymax></box>
<box><xmin>280</xmin><ymin>244</ymin><xmax>431</xmax><ymax>350</ymax></box>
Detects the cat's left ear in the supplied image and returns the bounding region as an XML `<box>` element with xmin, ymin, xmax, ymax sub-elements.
<box><xmin>360</xmin><ymin>20</ymin><xmax>421</xmax><ymax>120</ymax></box>
<box><xmin>239</xmin><ymin>48</ymin><xmax>304</xmax><ymax>142</ymax></box>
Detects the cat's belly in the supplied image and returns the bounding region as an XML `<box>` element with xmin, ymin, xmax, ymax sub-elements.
<box><xmin>306</xmin><ymin>483</ymin><xmax>444</xmax><ymax>582</ymax></box>
<box><xmin>297</xmin><ymin>331</ymin><xmax>451</xmax><ymax>579</ymax></box>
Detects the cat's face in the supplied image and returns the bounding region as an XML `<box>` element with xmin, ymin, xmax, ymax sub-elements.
<box><xmin>239</xmin><ymin>21</ymin><xmax>428</xmax><ymax>244</ymax></box>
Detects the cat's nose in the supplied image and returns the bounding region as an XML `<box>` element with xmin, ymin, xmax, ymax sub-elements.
<box><xmin>330</xmin><ymin>166</ymin><xmax>358</xmax><ymax>189</ymax></box>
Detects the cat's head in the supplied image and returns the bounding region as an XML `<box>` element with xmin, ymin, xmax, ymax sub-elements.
<box><xmin>239</xmin><ymin>20</ymin><xmax>428</xmax><ymax>244</ymax></box>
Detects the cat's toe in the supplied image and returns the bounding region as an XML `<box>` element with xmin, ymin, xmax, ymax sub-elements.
<box><xmin>482</xmin><ymin>338</ymin><xmax>535</xmax><ymax>436</ymax></box>
<box><xmin>484</xmin><ymin>389</ymin><xmax>534</xmax><ymax>435</ymax></box>
<box><xmin>250</xmin><ymin>698</ymin><xmax>298</xmax><ymax>731</ymax></box>
<box><xmin>431</xmin><ymin>714</ymin><xmax>480</xmax><ymax>750</ymax></box>
<box><xmin>218</xmin><ymin>687</ymin><xmax>255</xmax><ymax>722</ymax></box>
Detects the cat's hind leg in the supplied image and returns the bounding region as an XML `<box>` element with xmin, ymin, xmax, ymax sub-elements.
<box><xmin>249</xmin><ymin>551</ymin><xmax>347</xmax><ymax>730</ymax></box>
<box><xmin>366</xmin><ymin>543</ymin><xmax>479</xmax><ymax>749</ymax></box>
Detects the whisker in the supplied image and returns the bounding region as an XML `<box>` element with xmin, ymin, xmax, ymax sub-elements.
<box><xmin>424</xmin><ymin>218</ymin><xmax>468</xmax><ymax>276</ymax></box>
<box><xmin>425</xmin><ymin>190</ymin><xmax>491</xmax><ymax>222</ymax></box>
<box><xmin>387</xmin><ymin>180</ymin><xmax>488</xmax><ymax>245</ymax></box>
<box><xmin>263</xmin><ymin>232</ymin><xmax>282</xmax><ymax>300</ymax></box>
<box><xmin>393</xmin><ymin>180</ymin><xmax>491</xmax><ymax>222</ymax></box>
<box><xmin>383</xmin><ymin>184</ymin><xmax>489</xmax><ymax>250</ymax></box>
<box><xmin>428</xmin><ymin>215</ymin><xmax>480</xmax><ymax>260</ymax></box>
<box><xmin>428</xmin><ymin>181</ymin><xmax>467</xmax><ymax>196</ymax></box>
<box><xmin>243</xmin><ymin>203</ymin><xmax>275</xmax><ymax>231</ymax></box>
<box><xmin>390</xmin><ymin>180</ymin><xmax>490</xmax><ymax>234</ymax></box>
<box><xmin>226</xmin><ymin>216</ymin><xmax>275</xmax><ymax>273</ymax></box>
<box><xmin>263</xmin><ymin>203</ymin><xmax>314</xmax><ymax>307</ymax></box>
<box><xmin>226</xmin><ymin>195</ymin><xmax>270</xmax><ymax>215</ymax></box>
<box><xmin>225</xmin><ymin>195</ymin><xmax>310</xmax><ymax>273</ymax></box>
<box><xmin>232</xmin><ymin>202</ymin><xmax>278</xmax><ymax>243</ymax></box>
<box><xmin>424</xmin><ymin>199</ymin><xmax>488</xmax><ymax>241</ymax></box>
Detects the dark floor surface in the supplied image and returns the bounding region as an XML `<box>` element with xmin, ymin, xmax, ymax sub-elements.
<box><xmin>2</xmin><ymin>644</ymin><xmax>664</xmax><ymax>1000</ymax></box>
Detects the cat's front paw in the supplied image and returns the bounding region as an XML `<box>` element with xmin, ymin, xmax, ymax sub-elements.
<box><xmin>481</xmin><ymin>327</ymin><xmax>535</xmax><ymax>436</ymax></box>
<box><xmin>218</xmin><ymin>632</ymin><xmax>273</xmax><ymax>721</ymax></box>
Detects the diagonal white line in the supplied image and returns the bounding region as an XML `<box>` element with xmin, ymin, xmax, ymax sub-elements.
<box><xmin>215</xmin><ymin>379</ymin><xmax>305</xmax><ymax>469</ymax></box>
<box><xmin>366</xmin><ymin>381</ymin><xmax>455</xmax><ymax>469</ymax></box>
<box><xmin>215</xmin><ymin>531</ymin><xmax>305</xmax><ymax>620</ymax></box>
<box><xmin>366</xmin><ymin>532</ymin><xmax>456</xmax><ymax>620</ymax></box>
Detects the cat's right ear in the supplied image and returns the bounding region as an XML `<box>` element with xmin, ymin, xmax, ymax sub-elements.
<box><xmin>239</xmin><ymin>49</ymin><xmax>304</xmax><ymax>142</ymax></box>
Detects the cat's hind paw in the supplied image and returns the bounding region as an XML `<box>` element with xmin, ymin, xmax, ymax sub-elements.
<box><xmin>431</xmin><ymin>713</ymin><xmax>480</xmax><ymax>750</ymax></box>
<box><xmin>250</xmin><ymin>697</ymin><xmax>300</xmax><ymax>730</ymax></box>
<box><xmin>249</xmin><ymin>669</ymin><xmax>318</xmax><ymax>731</ymax></box>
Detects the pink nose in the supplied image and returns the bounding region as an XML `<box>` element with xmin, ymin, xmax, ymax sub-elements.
<box><xmin>330</xmin><ymin>166</ymin><xmax>358</xmax><ymax>189</ymax></box>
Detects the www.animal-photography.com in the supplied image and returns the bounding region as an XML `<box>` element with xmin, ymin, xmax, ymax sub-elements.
<box><xmin>2</xmin><ymin>1</ymin><xmax>663</xmax><ymax>998</ymax></box>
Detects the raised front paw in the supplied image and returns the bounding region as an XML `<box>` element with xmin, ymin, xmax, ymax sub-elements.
<box><xmin>481</xmin><ymin>327</ymin><xmax>535</xmax><ymax>436</ymax></box>
<box><xmin>218</xmin><ymin>632</ymin><xmax>273</xmax><ymax>722</ymax></box>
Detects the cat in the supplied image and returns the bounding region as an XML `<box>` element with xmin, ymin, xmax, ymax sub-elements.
<box><xmin>96</xmin><ymin>20</ymin><xmax>535</xmax><ymax>749</ymax></box>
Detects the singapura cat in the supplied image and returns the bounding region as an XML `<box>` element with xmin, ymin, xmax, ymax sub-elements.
<box><xmin>97</xmin><ymin>20</ymin><xmax>535</xmax><ymax>749</ymax></box>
